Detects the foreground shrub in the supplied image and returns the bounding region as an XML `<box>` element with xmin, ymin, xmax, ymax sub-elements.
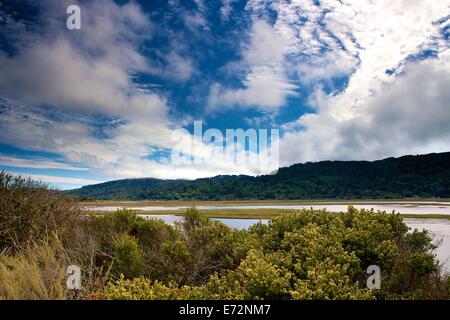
<box><xmin>0</xmin><ymin>172</ymin><xmax>80</xmax><ymax>251</ymax></box>
<box><xmin>170</xmin><ymin>207</ymin><xmax>254</xmax><ymax>285</ymax></box>
<box><xmin>223</xmin><ymin>249</ymin><xmax>292</xmax><ymax>299</ymax></box>
<box><xmin>1</xmin><ymin>174</ymin><xmax>449</xmax><ymax>300</ymax></box>
<box><xmin>97</xmin><ymin>276</ymin><xmax>198</xmax><ymax>300</ymax></box>
<box><xmin>112</xmin><ymin>234</ymin><xmax>146</xmax><ymax>279</ymax></box>
<box><xmin>100</xmin><ymin>207</ymin><xmax>449</xmax><ymax>300</ymax></box>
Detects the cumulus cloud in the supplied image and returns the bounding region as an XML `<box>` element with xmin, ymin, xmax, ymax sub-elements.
<box><xmin>246</xmin><ymin>0</ymin><xmax>361</xmax><ymax>86</ymax></box>
<box><xmin>1</xmin><ymin>0</ymin><xmax>449</xmax><ymax>185</ymax></box>
<box><xmin>0</xmin><ymin>1</ymin><xmax>159</xmax><ymax>118</ymax></box>
<box><xmin>207</xmin><ymin>19</ymin><xmax>298</xmax><ymax>112</ymax></box>
<box><xmin>241</xmin><ymin>0</ymin><xmax>450</xmax><ymax>165</ymax></box>
<box><xmin>0</xmin><ymin>1</ymin><xmax>208</xmax><ymax>183</ymax></box>
<box><xmin>280</xmin><ymin>52</ymin><xmax>450</xmax><ymax>165</ymax></box>
<box><xmin>247</xmin><ymin>0</ymin><xmax>449</xmax><ymax>111</ymax></box>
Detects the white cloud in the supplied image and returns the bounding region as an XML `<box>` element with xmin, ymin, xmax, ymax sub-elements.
<box><xmin>241</xmin><ymin>0</ymin><xmax>450</xmax><ymax>165</ymax></box>
<box><xmin>0</xmin><ymin>1</ymin><xmax>235</xmax><ymax>182</ymax></box>
<box><xmin>220</xmin><ymin>1</ymin><xmax>234</xmax><ymax>21</ymax></box>
<box><xmin>1</xmin><ymin>0</ymin><xmax>449</xmax><ymax>185</ymax></box>
<box><xmin>0</xmin><ymin>155</ymin><xmax>89</xmax><ymax>171</ymax></box>
<box><xmin>166</xmin><ymin>52</ymin><xmax>195</xmax><ymax>82</ymax></box>
<box><xmin>183</xmin><ymin>11</ymin><xmax>208</xmax><ymax>31</ymax></box>
<box><xmin>323</xmin><ymin>0</ymin><xmax>449</xmax><ymax>120</ymax></box>
<box><xmin>280</xmin><ymin>52</ymin><xmax>450</xmax><ymax>165</ymax></box>
<box><xmin>208</xmin><ymin>68</ymin><xmax>298</xmax><ymax>111</ymax></box>
<box><xmin>207</xmin><ymin>19</ymin><xmax>299</xmax><ymax>112</ymax></box>
<box><xmin>243</xmin><ymin>20</ymin><xmax>285</xmax><ymax>64</ymax></box>
<box><xmin>0</xmin><ymin>1</ymin><xmax>196</xmax><ymax>181</ymax></box>
<box><xmin>0</xmin><ymin>1</ymin><xmax>161</xmax><ymax>119</ymax></box>
<box><xmin>0</xmin><ymin>40</ymin><xmax>130</xmax><ymax>116</ymax></box>
<box><xmin>10</xmin><ymin>172</ymin><xmax>103</xmax><ymax>187</ymax></box>
<box><xmin>294</xmin><ymin>51</ymin><xmax>357</xmax><ymax>84</ymax></box>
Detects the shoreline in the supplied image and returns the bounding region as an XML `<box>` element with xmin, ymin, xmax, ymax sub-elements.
<box><xmin>85</xmin><ymin>208</ymin><xmax>450</xmax><ymax>221</ymax></box>
<box><xmin>81</xmin><ymin>198</ymin><xmax>450</xmax><ymax>207</ymax></box>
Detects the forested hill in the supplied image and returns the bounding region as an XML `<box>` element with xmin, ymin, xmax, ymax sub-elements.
<box><xmin>68</xmin><ymin>152</ymin><xmax>450</xmax><ymax>200</ymax></box>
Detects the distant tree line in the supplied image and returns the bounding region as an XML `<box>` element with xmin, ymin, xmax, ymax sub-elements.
<box><xmin>69</xmin><ymin>152</ymin><xmax>450</xmax><ymax>200</ymax></box>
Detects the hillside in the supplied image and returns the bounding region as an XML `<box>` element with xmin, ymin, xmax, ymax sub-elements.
<box><xmin>68</xmin><ymin>152</ymin><xmax>450</xmax><ymax>200</ymax></box>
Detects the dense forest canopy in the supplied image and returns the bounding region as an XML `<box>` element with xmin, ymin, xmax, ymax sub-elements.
<box><xmin>68</xmin><ymin>152</ymin><xmax>450</xmax><ymax>200</ymax></box>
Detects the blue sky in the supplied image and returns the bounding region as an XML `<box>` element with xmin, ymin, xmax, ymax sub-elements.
<box><xmin>0</xmin><ymin>0</ymin><xmax>449</xmax><ymax>189</ymax></box>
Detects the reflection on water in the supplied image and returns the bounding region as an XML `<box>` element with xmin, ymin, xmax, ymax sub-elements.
<box><xmin>139</xmin><ymin>214</ymin><xmax>450</xmax><ymax>275</ymax></box>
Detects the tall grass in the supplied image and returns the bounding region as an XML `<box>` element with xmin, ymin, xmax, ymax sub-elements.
<box><xmin>0</xmin><ymin>238</ymin><xmax>68</xmax><ymax>300</ymax></box>
<box><xmin>0</xmin><ymin>172</ymin><xmax>82</xmax><ymax>299</ymax></box>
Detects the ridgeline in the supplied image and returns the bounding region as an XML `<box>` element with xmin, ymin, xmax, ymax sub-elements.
<box><xmin>68</xmin><ymin>152</ymin><xmax>450</xmax><ymax>200</ymax></box>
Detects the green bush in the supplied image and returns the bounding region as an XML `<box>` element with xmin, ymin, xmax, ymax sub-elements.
<box><xmin>183</xmin><ymin>206</ymin><xmax>209</xmax><ymax>229</ymax></box>
<box><xmin>0</xmin><ymin>172</ymin><xmax>80</xmax><ymax>251</ymax></box>
<box><xmin>112</xmin><ymin>234</ymin><xmax>145</xmax><ymax>279</ymax></box>
<box><xmin>1</xmin><ymin>175</ymin><xmax>449</xmax><ymax>300</ymax></box>
<box><xmin>406</xmin><ymin>253</ymin><xmax>438</xmax><ymax>276</ymax></box>
<box><xmin>101</xmin><ymin>207</ymin><xmax>449</xmax><ymax>300</ymax></box>
<box><xmin>225</xmin><ymin>249</ymin><xmax>292</xmax><ymax>299</ymax></box>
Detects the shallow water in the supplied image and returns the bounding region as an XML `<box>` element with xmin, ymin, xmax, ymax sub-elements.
<box><xmin>404</xmin><ymin>218</ymin><xmax>450</xmax><ymax>274</ymax></box>
<box><xmin>85</xmin><ymin>202</ymin><xmax>450</xmax><ymax>215</ymax></box>
<box><xmin>138</xmin><ymin>214</ymin><xmax>267</xmax><ymax>229</ymax></box>
<box><xmin>199</xmin><ymin>204</ymin><xmax>450</xmax><ymax>215</ymax></box>
<box><xmin>139</xmin><ymin>214</ymin><xmax>450</xmax><ymax>274</ymax></box>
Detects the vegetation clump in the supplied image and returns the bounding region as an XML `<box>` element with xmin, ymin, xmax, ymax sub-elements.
<box><xmin>1</xmin><ymin>172</ymin><xmax>449</xmax><ymax>300</ymax></box>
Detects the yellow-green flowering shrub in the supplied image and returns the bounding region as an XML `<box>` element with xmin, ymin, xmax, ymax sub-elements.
<box><xmin>99</xmin><ymin>207</ymin><xmax>448</xmax><ymax>300</ymax></box>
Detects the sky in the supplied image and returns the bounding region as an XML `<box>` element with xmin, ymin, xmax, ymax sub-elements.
<box><xmin>0</xmin><ymin>0</ymin><xmax>449</xmax><ymax>189</ymax></box>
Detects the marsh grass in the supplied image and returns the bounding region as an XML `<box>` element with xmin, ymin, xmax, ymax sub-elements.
<box><xmin>0</xmin><ymin>238</ymin><xmax>69</xmax><ymax>300</ymax></box>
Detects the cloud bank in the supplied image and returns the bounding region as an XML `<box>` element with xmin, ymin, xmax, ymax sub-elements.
<box><xmin>0</xmin><ymin>0</ymin><xmax>449</xmax><ymax>187</ymax></box>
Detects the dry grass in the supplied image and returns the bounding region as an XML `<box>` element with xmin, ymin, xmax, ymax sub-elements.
<box><xmin>0</xmin><ymin>238</ymin><xmax>69</xmax><ymax>300</ymax></box>
<box><xmin>0</xmin><ymin>172</ymin><xmax>107</xmax><ymax>300</ymax></box>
